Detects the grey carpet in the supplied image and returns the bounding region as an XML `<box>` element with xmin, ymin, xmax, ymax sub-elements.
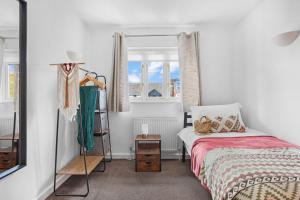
<box><xmin>47</xmin><ymin>160</ymin><xmax>212</xmax><ymax>200</ymax></box>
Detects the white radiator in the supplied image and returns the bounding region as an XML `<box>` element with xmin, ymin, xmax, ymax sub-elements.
<box><xmin>0</xmin><ymin>117</ymin><xmax>14</xmax><ymax>135</ymax></box>
<box><xmin>133</xmin><ymin>117</ymin><xmax>181</xmax><ymax>158</ymax></box>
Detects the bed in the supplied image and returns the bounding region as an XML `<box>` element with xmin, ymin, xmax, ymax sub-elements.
<box><xmin>178</xmin><ymin>112</ymin><xmax>300</xmax><ymax>200</ymax></box>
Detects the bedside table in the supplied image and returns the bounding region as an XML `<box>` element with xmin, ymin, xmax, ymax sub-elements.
<box><xmin>135</xmin><ymin>134</ymin><xmax>161</xmax><ymax>172</ymax></box>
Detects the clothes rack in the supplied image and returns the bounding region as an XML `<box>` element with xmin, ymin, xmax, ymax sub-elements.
<box><xmin>79</xmin><ymin>73</ymin><xmax>112</xmax><ymax>172</ymax></box>
<box><xmin>54</xmin><ymin>107</ymin><xmax>91</xmax><ymax>197</ymax></box>
<box><xmin>52</xmin><ymin>63</ymin><xmax>112</xmax><ymax>197</ymax></box>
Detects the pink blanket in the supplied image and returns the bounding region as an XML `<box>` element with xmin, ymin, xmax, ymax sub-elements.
<box><xmin>191</xmin><ymin>136</ymin><xmax>298</xmax><ymax>177</ymax></box>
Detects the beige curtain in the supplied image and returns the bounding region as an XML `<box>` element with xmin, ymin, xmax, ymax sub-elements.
<box><xmin>109</xmin><ymin>32</ymin><xmax>129</xmax><ymax>112</ymax></box>
<box><xmin>178</xmin><ymin>32</ymin><xmax>201</xmax><ymax>111</ymax></box>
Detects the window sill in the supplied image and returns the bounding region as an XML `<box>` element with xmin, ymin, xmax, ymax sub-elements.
<box><xmin>0</xmin><ymin>100</ymin><xmax>14</xmax><ymax>104</ymax></box>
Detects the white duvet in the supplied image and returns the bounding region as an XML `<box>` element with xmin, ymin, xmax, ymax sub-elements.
<box><xmin>177</xmin><ymin>127</ymin><xmax>270</xmax><ymax>156</ymax></box>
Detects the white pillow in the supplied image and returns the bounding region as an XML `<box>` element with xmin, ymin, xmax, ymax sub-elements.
<box><xmin>190</xmin><ymin>103</ymin><xmax>245</xmax><ymax>129</ymax></box>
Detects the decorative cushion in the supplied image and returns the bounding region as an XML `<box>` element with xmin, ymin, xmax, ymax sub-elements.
<box><xmin>194</xmin><ymin>116</ymin><xmax>212</xmax><ymax>134</ymax></box>
<box><xmin>190</xmin><ymin>103</ymin><xmax>245</xmax><ymax>130</ymax></box>
<box><xmin>211</xmin><ymin>115</ymin><xmax>246</xmax><ymax>133</ymax></box>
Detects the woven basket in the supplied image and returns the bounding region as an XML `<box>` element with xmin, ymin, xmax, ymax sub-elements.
<box><xmin>194</xmin><ymin>116</ymin><xmax>212</xmax><ymax>133</ymax></box>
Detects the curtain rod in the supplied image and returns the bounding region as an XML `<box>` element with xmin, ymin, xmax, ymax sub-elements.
<box><xmin>113</xmin><ymin>34</ymin><xmax>180</xmax><ymax>38</ymax></box>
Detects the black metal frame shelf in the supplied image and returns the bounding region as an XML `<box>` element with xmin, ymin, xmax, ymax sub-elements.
<box><xmin>94</xmin><ymin>75</ymin><xmax>112</xmax><ymax>164</ymax></box>
<box><xmin>53</xmin><ymin>73</ymin><xmax>112</xmax><ymax>197</ymax></box>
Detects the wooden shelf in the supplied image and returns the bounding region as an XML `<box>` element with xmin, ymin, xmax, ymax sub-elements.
<box><xmin>135</xmin><ymin>134</ymin><xmax>161</xmax><ymax>141</ymax></box>
<box><xmin>95</xmin><ymin>109</ymin><xmax>107</xmax><ymax>114</ymax></box>
<box><xmin>137</xmin><ymin>147</ymin><xmax>160</xmax><ymax>155</ymax></box>
<box><xmin>137</xmin><ymin>142</ymin><xmax>160</xmax><ymax>155</ymax></box>
<box><xmin>0</xmin><ymin>134</ymin><xmax>20</xmax><ymax>140</ymax></box>
<box><xmin>0</xmin><ymin>147</ymin><xmax>17</xmax><ymax>153</ymax></box>
<box><xmin>94</xmin><ymin>129</ymin><xmax>109</xmax><ymax>136</ymax></box>
<box><xmin>58</xmin><ymin>155</ymin><xmax>103</xmax><ymax>175</ymax></box>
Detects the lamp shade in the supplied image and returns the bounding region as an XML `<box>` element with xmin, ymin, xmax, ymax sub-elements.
<box><xmin>273</xmin><ymin>30</ymin><xmax>300</xmax><ymax>47</ymax></box>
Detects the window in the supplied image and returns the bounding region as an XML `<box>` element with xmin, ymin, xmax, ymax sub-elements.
<box><xmin>128</xmin><ymin>61</ymin><xmax>143</xmax><ymax>98</ymax></box>
<box><xmin>128</xmin><ymin>47</ymin><xmax>180</xmax><ymax>102</ymax></box>
<box><xmin>4</xmin><ymin>63</ymin><xmax>18</xmax><ymax>101</ymax></box>
<box><xmin>1</xmin><ymin>48</ymin><xmax>19</xmax><ymax>102</ymax></box>
<box><xmin>7</xmin><ymin>64</ymin><xmax>17</xmax><ymax>98</ymax></box>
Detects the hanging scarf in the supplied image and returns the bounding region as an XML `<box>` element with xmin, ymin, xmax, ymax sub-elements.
<box><xmin>57</xmin><ymin>63</ymin><xmax>80</xmax><ymax>121</ymax></box>
<box><xmin>77</xmin><ymin>86</ymin><xmax>98</xmax><ymax>151</ymax></box>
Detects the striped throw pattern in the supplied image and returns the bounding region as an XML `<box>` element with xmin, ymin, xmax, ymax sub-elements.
<box><xmin>199</xmin><ymin>148</ymin><xmax>300</xmax><ymax>200</ymax></box>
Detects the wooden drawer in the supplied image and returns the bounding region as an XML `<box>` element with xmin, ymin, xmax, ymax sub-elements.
<box><xmin>0</xmin><ymin>152</ymin><xmax>16</xmax><ymax>170</ymax></box>
<box><xmin>136</xmin><ymin>159</ymin><xmax>160</xmax><ymax>172</ymax></box>
<box><xmin>136</xmin><ymin>154</ymin><xmax>160</xmax><ymax>161</ymax></box>
<box><xmin>0</xmin><ymin>152</ymin><xmax>16</xmax><ymax>160</ymax></box>
<box><xmin>0</xmin><ymin>161</ymin><xmax>16</xmax><ymax>170</ymax></box>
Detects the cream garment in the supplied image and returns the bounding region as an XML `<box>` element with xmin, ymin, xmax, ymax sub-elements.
<box><xmin>57</xmin><ymin>63</ymin><xmax>80</xmax><ymax>121</ymax></box>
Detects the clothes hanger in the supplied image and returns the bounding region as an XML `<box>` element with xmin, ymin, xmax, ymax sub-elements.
<box><xmin>85</xmin><ymin>71</ymin><xmax>98</xmax><ymax>78</ymax></box>
<box><xmin>80</xmin><ymin>75</ymin><xmax>106</xmax><ymax>89</ymax></box>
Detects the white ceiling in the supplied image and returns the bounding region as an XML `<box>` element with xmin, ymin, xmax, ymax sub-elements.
<box><xmin>0</xmin><ymin>0</ymin><xmax>19</xmax><ymax>28</ymax></box>
<box><xmin>75</xmin><ymin>0</ymin><xmax>263</xmax><ymax>26</ymax></box>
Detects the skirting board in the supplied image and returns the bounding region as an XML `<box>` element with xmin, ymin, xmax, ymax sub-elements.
<box><xmin>112</xmin><ymin>152</ymin><xmax>189</xmax><ymax>160</ymax></box>
<box><xmin>37</xmin><ymin>174</ymin><xmax>70</xmax><ymax>200</ymax></box>
<box><xmin>36</xmin><ymin>153</ymin><xmax>189</xmax><ymax>200</ymax></box>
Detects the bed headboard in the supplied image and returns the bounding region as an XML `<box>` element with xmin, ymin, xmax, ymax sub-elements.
<box><xmin>184</xmin><ymin>112</ymin><xmax>193</xmax><ymax>128</ymax></box>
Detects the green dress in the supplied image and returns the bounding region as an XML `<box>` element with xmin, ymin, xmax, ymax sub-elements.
<box><xmin>77</xmin><ymin>86</ymin><xmax>97</xmax><ymax>151</ymax></box>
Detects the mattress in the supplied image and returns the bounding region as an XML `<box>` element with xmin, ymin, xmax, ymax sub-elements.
<box><xmin>178</xmin><ymin>127</ymin><xmax>300</xmax><ymax>200</ymax></box>
<box><xmin>177</xmin><ymin>127</ymin><xmax>269</xmax><ymax>156</ymax></box>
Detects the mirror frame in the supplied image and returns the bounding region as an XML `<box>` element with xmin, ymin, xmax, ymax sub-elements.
<box><xmin>0</xmin><ymin>0</ymin><xmax>27</xmax><ymax>179</ymax></box>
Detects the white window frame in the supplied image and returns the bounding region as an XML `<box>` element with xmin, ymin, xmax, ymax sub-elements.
<box><xmin>129</xmin><ymin>60</ymin><xmax>180</xmax><ymax>103</ymax></box>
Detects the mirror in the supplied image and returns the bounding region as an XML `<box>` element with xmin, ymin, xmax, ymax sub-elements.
<box><xmin>0</xmin><ymin>0</ymin><xmax>26</xmax><ymax>179</ymax></box>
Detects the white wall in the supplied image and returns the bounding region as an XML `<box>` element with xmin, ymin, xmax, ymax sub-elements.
<box><xmin>88</xmin><ymin>24</ymin><xmax>236</xmax><ymax>157</ymax></box>
<box><xmin>0</xmin><ymin>2</ymin><xmax>244</xmax><ymax>199</ymax></box>
<box><xmin>0</xmin><ymin>0</ymin><xmax>89</xmax><ymax>199</ymax></box>
<box><xmin>233</xmin><ymin>0</ymin><xmax>300</xmax><ymax>145</ymax></box>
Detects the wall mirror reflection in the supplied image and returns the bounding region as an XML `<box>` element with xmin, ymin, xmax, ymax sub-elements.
<box><xmin>0</xmin><ymin>0</ymin><xmax>26</xmax><ymax>178</ymax></box>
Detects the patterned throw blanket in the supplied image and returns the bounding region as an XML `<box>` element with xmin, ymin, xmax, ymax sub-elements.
<box><xmin>191</xmin><ymin>136</ymin><xmax>300</xmax><ymax>200</ymax></box>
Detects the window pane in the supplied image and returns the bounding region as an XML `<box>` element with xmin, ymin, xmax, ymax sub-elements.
<box><xmin>148</xmin><ymin>62</ymin><xmax>163</xmax><ymax>97</ymax></box>
<box><xmin>169</xmin><ymin>62</ymin><xmax>180</xmax><ymax>97</ymax></box>
<box><xmin>8</xmin><ymin>64</ymin><xmax>16</xmax><ymax>98</ymax></box>
<box><xmin>128</xmin><ymin>61</ymin><xmax>142</xmax><ymax>98</ymax></box>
